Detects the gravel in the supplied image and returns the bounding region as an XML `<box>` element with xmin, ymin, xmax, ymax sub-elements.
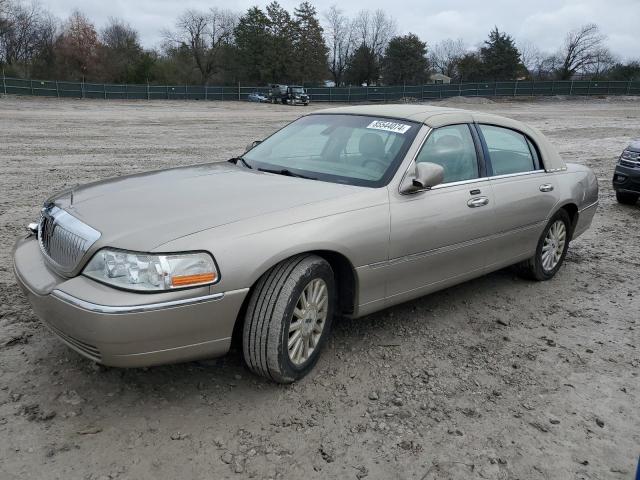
<box><xmin>0</xmin><ymin>95</ymin><xmax>638</xmax><ymax>479</ymax></box>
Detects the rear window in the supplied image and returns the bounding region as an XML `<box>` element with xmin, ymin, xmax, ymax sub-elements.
<box><xmin>479</xmin><ymin>125</ymin><xmax>536</xmax><ymax>176</ymax></box>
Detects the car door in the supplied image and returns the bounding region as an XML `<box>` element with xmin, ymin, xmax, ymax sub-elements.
<box><xmin>386</xmin><ymin>123</ymin><xmax>497</xmax><ymax>304</ymax></box>
<box><xmin>476</xmin><ymin>123</ymin><xmax>561</xmax><ymax>269</ymax></box>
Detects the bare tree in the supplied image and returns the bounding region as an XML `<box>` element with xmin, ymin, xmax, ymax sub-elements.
<box><xmin>165</xmin><ymin>8</ymin><xmax>237</xmax><ymax>83</ymax></box>
<box><xmin>516</xmin><ymin>40</ymin><xmax>542</xmax><ymax>77</ymax></box>
<box><xmin>354</xmin><ymin>9</ymin><xmax>395</xmax><ymax>58</ymax></box>
<box><xmin>1</xmin><ymin>1</ymin><xmax>39</xmax><ymax>64</ymax></box>
<box><xmin>54</xmin><ymin>10</ymin><xmax>99</xmax><ymax>78</ymax></box>
<box><xmin>585</xmin><ymin>47</ymin><xmax>617</xmax><ymax>78</ymax></box>
<box><xmin>101</xmin><ymin>17</ymin><xmax>138</xmax><ymax>51</ymax></box>
<box><xmin>99</xmin><ymin>18</ymin><xmax>143</xmax><ymax>82</ymax></box>
<box><xmin>323</xmin><ymin>5</ymin><xmax>353</xmax><ymax>86</ymax></box>
<box><xmin>556</xmin><ymin>24</ymin><xmax>607</xmax><ymax>80</ymax></box>
<box><xmin>429</xmin><ymin>38</ymin><xmax>465</xmax><ymax>78</ymax></box>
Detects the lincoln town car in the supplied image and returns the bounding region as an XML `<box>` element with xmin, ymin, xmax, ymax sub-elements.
<box><xmin>13</xmin><ymin>105</ymin><xmax>598</xmax><ymax>383</ymax></box>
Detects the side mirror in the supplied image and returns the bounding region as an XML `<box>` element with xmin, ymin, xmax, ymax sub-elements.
<box><xmin>245</xmin><ymin>140</ymin><xmax>262</xmax><ymax>152</ymax></box>
<box><xmin>400</xmin><ymin>162</ymin><xmax>444</xmax><ymax>193</ymax></box>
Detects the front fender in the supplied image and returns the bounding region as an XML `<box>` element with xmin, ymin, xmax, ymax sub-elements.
<box><xmin>154</xmin><ymin>197</ymin><xmax>391</xmax><ymax>301</ymax></box>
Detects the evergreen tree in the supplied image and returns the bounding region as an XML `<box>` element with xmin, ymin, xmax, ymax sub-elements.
<box><xmin>265</xmin><ymin>1</ymin><xmax>295</xmax><ymax>82</ymax></box>
<box><xmin>382</xmin><ymin>33</ymin><xmax>428</xmax><ymax>85</ymax></box>
<box><xmin>234</xmin><ymin>7</ymin><xmax>270</xmax><ymax>83</ymax></box>
<box><xmin>456</xmin><ymin>52</ymin><xmax>484</xmax><ymax>82</ymax></box>
<box><xmin>346</xmin><ymin>43</ymin><xmax>378</xmax><ymax>85</ymax></box>
<box><xmin>480</xmin><ymin>27</ymin><xmax>521</xmax><ymax>80</ymax></box>
<box><xmin>292</xmin><ymin>2</ymin><xmax>327</xmax><ymax>84</ymax></box>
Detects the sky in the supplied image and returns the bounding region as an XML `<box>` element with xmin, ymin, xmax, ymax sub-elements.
<box><xmin>42</xmin><ymin>0</ymin><xmax>640</xmax><ymax>61</ymax></box>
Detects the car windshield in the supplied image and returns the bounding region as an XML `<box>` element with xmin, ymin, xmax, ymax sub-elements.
<box><xmin>291</xmin><ymin>87</ymin><xmax>304</xmax><ymax>93</ymax></box>
<box><xmin>242</xmin><ymin>114</ymin><xmax>419</xmax><ymax>187</ymax></box>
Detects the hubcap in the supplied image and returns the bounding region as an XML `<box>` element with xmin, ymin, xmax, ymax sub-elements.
<box><xmin>288</xmin><ymin>278</ymin><xmax>328</xmax><ymax>366</ymax></box>
<box><xmin>541</xmin><ymin>220</ymin><xmax>566</xmax><ymax>271</ymax></box>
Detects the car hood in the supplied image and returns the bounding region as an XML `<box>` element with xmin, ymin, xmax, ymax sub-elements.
<box><xmin>50</xmin><ymin>162</ymin><xmax>362</xmax><ymax>251</ymax></box>
<box><xmin>627</xmin><ymin>139</ymin><xmax>640</xmax><ymax>152</ymax></box>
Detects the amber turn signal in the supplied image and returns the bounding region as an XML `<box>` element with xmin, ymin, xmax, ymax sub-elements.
<box><xmin>171</xmin><ymin>272</ymin><xmax>217</xmax><ymax>287</ymax></box>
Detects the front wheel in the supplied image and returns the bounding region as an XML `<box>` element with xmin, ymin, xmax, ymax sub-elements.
<box><xmin>616</xmin><ymin>191</ymin><xmax>638</xmax><ymax>205</ymax></box>
<box><xmin>516</xmin><ymin>209</ymin><xmax>571</xmax><ymax>281</ymax></box>
<box><xmin>243</xmin><ymin>255</ymin><xmax>335</xmax><ymax>383</ymax></box>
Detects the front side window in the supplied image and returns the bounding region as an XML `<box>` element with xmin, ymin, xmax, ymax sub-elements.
<box><xmin>415</xmin><ymin>124</ymin><xmax>479</xmax><ymax>183</ymax></box>
<box><xmin>243</xmin><ymin>115</ymin><xmax>419</xmax><ymax>187</ymax></box>
<box><xmin>479</xmin><ymin>124</ymin><xmax>536</xmax><ymax>175</ymax></box>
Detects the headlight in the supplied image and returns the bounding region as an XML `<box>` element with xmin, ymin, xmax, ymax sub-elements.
<box><xmin>621</xmin><ymin>149</ymin><xmax>639</xmax><ymax>162</ymax></box>
<box><xmin>83</xmin><ymin>249</ymin><xmax>218</xmax><ymax>292</ymax></box>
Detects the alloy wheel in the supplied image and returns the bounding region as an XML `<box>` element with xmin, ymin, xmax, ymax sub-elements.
<box><xmin>288</xmin><ymin>278</ymin><xmax>328</xmax><ymax>365</ymax></box>
<box><xmin>541</xmin><ymin>220</ymin><xmax>566</xmax><ymax>271</ymax></box>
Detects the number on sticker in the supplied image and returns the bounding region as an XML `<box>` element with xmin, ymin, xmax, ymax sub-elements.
<box><xmin>366</xmin><ymin>120</ymin><xmax>411</xmax><ymax>134</ymax></box>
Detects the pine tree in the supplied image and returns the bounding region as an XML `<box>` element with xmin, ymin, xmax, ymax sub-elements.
<box><xmin>382</xmin><ymin>33</ymin><xmax>428</xmax><ymax>85</ymax></box>
<box><xmin>234</xmin><ymin>7</ymin><xmax>271</xmax><ymax>83</ymax></box>
<box><xmin>265</xmin><ymin>1</ymin><xmax>295</xmax><ymax>82</ymax></box>
<box><xmin>292</xmin><ymin>2</ymin><xmax>328</xmax><ymax>84</ymax></box>
<box><xmin>480</xmin><ymin>27</ymin><xmax>521</xmax><ymax>80</ymax></box>
<box><xmin>346</xmin><ymin>44</ymin><xmax>378</xmax><ymax>86</ymax></box>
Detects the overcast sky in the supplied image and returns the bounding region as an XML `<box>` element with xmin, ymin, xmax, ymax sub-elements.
<box><xmin>42</xmin><ymin>0</ymin><xmax>639</xmax><ymax>60</ymax></box>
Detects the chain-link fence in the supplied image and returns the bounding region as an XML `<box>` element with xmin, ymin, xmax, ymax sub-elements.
<box><xmin>2</xmin><ymin>76</ymin><xmax>639</xmax><ymax>102</ymax></box>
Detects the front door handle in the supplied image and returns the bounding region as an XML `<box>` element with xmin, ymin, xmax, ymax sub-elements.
<box><xmin>467</xmin><ymin>196</ymin><xmax>489</xmax><ymax>208</ymax></box>
<box><xmin>539</xmin><ymin>183</ymin><xmax>554</xmax><ymax>192</ymax></box>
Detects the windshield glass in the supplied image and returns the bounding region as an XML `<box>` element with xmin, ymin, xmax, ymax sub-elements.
<box><xmin>243</xmin><ymin>114</ymin><xmax>419</xmax><ymax>187</ymax></box>
<box><xmin>291</xmin><ymin>87</ymin><xmax>305</xmax><ymax>94</ymax></box>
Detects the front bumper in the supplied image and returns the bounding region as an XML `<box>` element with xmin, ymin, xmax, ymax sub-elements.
<box><xmin>612</xmin><ymin>163</ymin><xmax>640</xmax><ymax>194</ymax></box>
<box><xmin>13</xmin><ymin>236</ymin><xmax>249</xmax><ymax>367</ymax></box>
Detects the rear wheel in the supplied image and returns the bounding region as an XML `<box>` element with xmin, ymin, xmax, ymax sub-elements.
<box><xmin>243</xmin><ymin>255</ymin><xmax>335</xmax><ymax>383</ymax></box>
<box><xmin>616</xmin><ymin>191</ymin><xmax>638</xmax><ymax>205</ymax></box>
<box><xmin>516</xmin><ymin>209</ymin><xmax>571</xmax><ymax>281</ymax></box>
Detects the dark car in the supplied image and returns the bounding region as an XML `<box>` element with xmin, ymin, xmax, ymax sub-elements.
<box><xmin>613</xmin><ymin>139</ymin><xmax>640</xmax><ymax>205</ymax></box>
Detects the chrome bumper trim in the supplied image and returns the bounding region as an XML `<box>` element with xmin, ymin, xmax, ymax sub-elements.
<box><xmin>51</xmin><ymin>290</ymin><xmax>225</xmax><ymax>314</ymax></box>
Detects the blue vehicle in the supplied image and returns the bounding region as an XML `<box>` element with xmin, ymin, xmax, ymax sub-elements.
<box><xmin>248</xmin><ymin>91</ymin><xmax>268</xmax><ymax>103</ymax></box>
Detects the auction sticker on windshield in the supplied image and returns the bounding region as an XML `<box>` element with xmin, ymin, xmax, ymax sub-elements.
<box><xmin>366</xmin><ymin>120</ymin><xmax>412</xmax><ymax>134</ymax></box>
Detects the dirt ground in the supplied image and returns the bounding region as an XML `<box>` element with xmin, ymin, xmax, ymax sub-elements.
<box><xmin>0</xmin><ymin>95</ymin><xmax>638</xmax><ymax>480</ymax></box>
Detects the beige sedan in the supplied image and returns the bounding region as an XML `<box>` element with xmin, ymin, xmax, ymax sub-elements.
<box><xmin>13</xmin><ymin>105</ymin><xmax>598</xmax><ymax>383</ymax></box>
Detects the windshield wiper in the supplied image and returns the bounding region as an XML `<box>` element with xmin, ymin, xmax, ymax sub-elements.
<box><xmin>228</xmin><ymin>157</ymin><xmax>253</xmax><ymax>169</ymax></box>
<box><xmin>258</xmin><ymin>167</ymin><xmax>316</xmax><ymax>180</ymax></box>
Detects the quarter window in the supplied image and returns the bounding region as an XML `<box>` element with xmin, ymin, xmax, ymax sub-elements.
<box><xmin>479</xmin><ymin>125</ymin><xmax>536</xmax><ymax>175</ymax></box>
<box><xmin>415</xmin><ymin>124</ymin><xmax>479</xmax><ymax>183</ymax></box>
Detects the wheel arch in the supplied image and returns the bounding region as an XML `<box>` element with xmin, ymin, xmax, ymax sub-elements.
<box><xmin>557</xmin><ymin>202</ymin><xmax>579</xmax><ymax>238</ymax></box>
<box><xmin>230</xmin><ymin>249</ymin><xmax>359</xmax><ymax>346</ymax></box>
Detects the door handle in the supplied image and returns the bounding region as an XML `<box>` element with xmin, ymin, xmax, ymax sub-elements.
<box><xmin>539</xmin><ymin>183</ymin><xmax>554</xmax><ymax>192</ymax></box>
<box><xmin>467</xmin><ymin>196</ymin><xmax>489</xmax><ymax>208</ymax></box>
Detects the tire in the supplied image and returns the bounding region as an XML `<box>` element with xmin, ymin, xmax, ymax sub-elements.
<box><xmin>616</xmin><ymin>191</ymin><xmax>638</xmax><ymax>205</ymax></box>
<box><xmin>243</xmin><ymin>255</ymin><xmax>335</xmax><ymax>383</ymax></box>
<box><xmin>516</xmin><ymin>209</ymin><xmax>571</xmax><ymax>281</ymax></box>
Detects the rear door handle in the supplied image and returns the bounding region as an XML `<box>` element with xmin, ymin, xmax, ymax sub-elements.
<box><xmin>467</xmin><ymin>196</ymin><xmax>489</xmax><ymax>208</ymax></box>
<box><xmin>539</xmin><ymin>184</ymin><xmax>554</xmax><ymax>192</ymax></box>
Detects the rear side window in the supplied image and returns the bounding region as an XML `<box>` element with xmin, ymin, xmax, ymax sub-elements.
<box><xmin>479</xmin><ymin>125</ymin><xmax>536</xmax><ymax>176</ymax></box>
<box><xmin>415</xmin><ymin>124</ymin><xmax>479</xmax><ymax>183</ymax></box>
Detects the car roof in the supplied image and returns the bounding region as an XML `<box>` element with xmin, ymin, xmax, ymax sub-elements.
<box><xmin>313</xmin><ymin>104</ymin><xmax>469</xmax><ymax>127</ymax></box>
<box><xmin>310</xmin><ymin>104</ymin><xmax>567</xmax><ymax>172</ymax></box>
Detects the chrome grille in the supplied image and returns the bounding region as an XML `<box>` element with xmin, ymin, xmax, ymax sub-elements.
<box><xmin>38</xmin><ymin>205</ymin><xmax>101</xmax><ymax>275</ymax></box>
<box><xmin>620</xmin><ymin>159</ymin><xmax>640</xmax><ymax>169</ymax></box>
